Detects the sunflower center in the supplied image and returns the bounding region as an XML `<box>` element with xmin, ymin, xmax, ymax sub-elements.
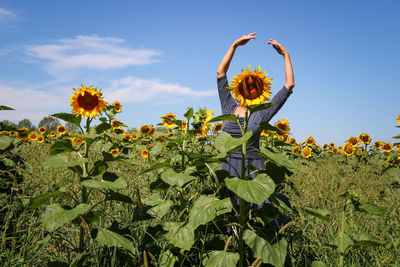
<box><xmin>78</xmin><ymin>92</ymin><xmax>99</xmax><ymax>110</ymax></box>
<box><xmin>238</xmin><ymin>74</ymin><xmax>264</xmax><ymax>100</ymax></box>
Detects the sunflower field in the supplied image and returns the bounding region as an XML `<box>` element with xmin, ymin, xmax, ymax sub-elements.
<box><xmin>0</xmin><ymin>83</ymin><xmax>399</xmax><ymax>267</ymax></box>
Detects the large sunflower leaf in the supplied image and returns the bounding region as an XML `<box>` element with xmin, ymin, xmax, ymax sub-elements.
<box><xmin>357</xmin><ymin>202</ymin><xmax>386</xmax><ymax>216</ymax></box>
<box><xmin>214</xmin><ymin>131</ymin><xmax>253</xmax><ymax>155</ymax></box>
<box><xmin>50</xmin><ymin>139</ymin><xmax>75</xmax><ymax>155</ymax></box>
<box><xmin>247</xmin><ymin>102</ymin><xmax>274</xmax><ymax>114</ymax></box>
<box><xmin>140</xmin><ymin>159</ymin><xmax>171</xmax><ymax>174</ymax></box>
<box><xmin>40</xmin><ymin>203</ymin><xmax>89</xmax><ymax>232</ymax></box>
<box><xmin>301</xmin><ymin>207</ymin><xmax>331</xmax><ymax>222</ymax></box>
<box><xmin>159</xmin><ymin>250</ymin><xmax>178</xmax><ymax>267</ymax></box>
<box><xmin>225</xmin><ymin>174</ymin><xmax>275</xmax><ymax>205</ymax></box>
<box><xmin>260</xmin><ymin>147</ymin><xmax>296</xmax><ymax>173</ymax></box>
<box><xmin>202</xmin><ymin>251</ymin><xmax>240</xmax><ymax>267</ymax></box>
<box><xmin>163</xmin><ymin>222</ymin><xmax>195</xmax><ymax>251</ymax></box>
<box><xmin>160</xmin><ymin>169</ymin><xmax>195</xmax><ymax>188</ymax></box>
<box><xmin>51</xmin><ymin>113</ymin><xmax>82</xmax><ymax>128</ymax></box>
<box><xmin>143</xmin><ymin>193</ymin><xmax>173</xmax><ymax>219</ymax></box>
<box><xmin>28</xmin><ymin>187</ymin><xmax>66</xmax><ymax>210</ymax></box>
<box><xmin>82</xmin><ymin>177</ymin><xmax>127</xmax><ymax>190</ymax></box>
<box><xmin>353</xmin><ymin>233</ymin><xmax>386</xmax><ymax>247</ymax></box>
<box><xmin>0</xmin><ymin>136</ymin><xmax>12</xmax><ymax>150</ymax></box>
<box><xmin>208</xmin><ymin>114</ymin><xmax>238</xmax><ymax>123</ymax></box>
<box><xmin>96</xmin><ymin>228</ymin><xmax>137</xmax><ymax>256</ymax></box>
<box><xmin>42</xmin><ymin>155</ymin><xmax>87</xmax><ymax>168</ymax></box>
<box><xmin>243</xmin><ymin>230</ymin><xmax>287</xmax><ymax>267</ymax></box>
<box><xmin>330</xmin><ymin>233</ymin><xmax>354</xmax><ymax>254</ymax></box>
<box><xmin>188</xmin><ymin>195</ymin><xmax>233</xmax><ymax>229</ymax></box>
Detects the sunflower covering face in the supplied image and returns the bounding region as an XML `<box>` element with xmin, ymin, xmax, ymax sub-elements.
<box><xmin>229</xmin><ymin>65</ymin><xmax>273</xmax><ymax>106</ymax></box>
<box><xmin>70</xmin><ymin>85</ymin><xmax>108</xmax><ymax>119</ymax></box>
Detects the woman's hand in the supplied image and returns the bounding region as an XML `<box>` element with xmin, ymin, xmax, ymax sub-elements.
<box><xmin>233</xmin><ymin>33</ymin><xmax>256</xmax><ymax>48</ymax></box>
<box><xmin>267</xmin><ymin>39</ymin><xmax>288</xmax><ymax>56</ymax></box>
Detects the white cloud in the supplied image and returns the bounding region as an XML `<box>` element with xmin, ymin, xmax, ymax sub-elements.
<box><xmin>105</xmin><ymin>76</ymin><xmax>216</xmax><ymax>103</ymax></box>
<box><xmin>25</xmin><ymin>35</ymin><xmax>162</xmax><ymax>77</ymax></box>
<box><xmin>0</xmin><ymin>8</ymin><xmax>17</xmax><ymax>20</ymax></box>
<box><xmin>0</xmin><ymin>84</ymin><xmax>66</xmax><ymax>121</ymax></box>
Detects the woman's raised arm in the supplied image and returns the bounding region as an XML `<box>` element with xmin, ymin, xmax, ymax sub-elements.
<box><xmin>267</xmin><ymin>39</ymin><xmax>295</xmax><ymax>90</ymax></box>
<box><xmin>217</xmin><ymin>33</ymin><xmax>256</xmax><ymax>78</ymax></box>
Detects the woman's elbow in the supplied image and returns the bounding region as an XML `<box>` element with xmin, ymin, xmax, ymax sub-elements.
<box><xmin>217</xmin><ymin>70</ymin><xmax>226</xmax><ymax>78</ymax></box>
<box><xmin>285</xmin><ymin>83</ymin><xmax>295</xmax><ymax>90</ymax></box>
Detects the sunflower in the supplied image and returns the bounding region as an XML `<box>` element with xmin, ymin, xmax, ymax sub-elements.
<box><xmin>343</xmin><ymin>143</ymin><xmax>355</xmax><ymax>156</ymax></box>
<box><xmin>382</xmin><ymin>142</ymin><xmax>393</xmax><ymax>153</ymax></box>
<box><xmin>162</xmin><ymin>113</ymin><xmax>176</xmax><ymax>130</ymax></box>
<box><xmin>332</xmin><ymin>147</ymin><xmax>338</xmax><ymax>154</ymax></box>
<box><xmin>289</xmin><ymin>138</ymin><xmax>297</xmax><ymax>145</ymax></box>
<box><xmin>194</xmin><ymin>110</ymin><xmax>215</xmax><ymax>137</ymax></box>
<box><xmin>305</xmin><ymin>136</ymin><xmax>315</xmax><ymax>146</ymax></box>
<box><xmin>123</xmin><ymin>134</ymin><xmax>132</xmax><ymax>141</ymax></box>
<box><xmin>261</xmin><ymin>130</ymin><xmax>269</xmax><ymax>137</ymax></box>
<box><xmin>72</xmin><ymin>137</ymin><xmax>85</xmax><ymax>145</ymax></box>
<box><xmin>301</xmin><ymin>147</ymin><xmax>312</xmax><ymax>159</ymax></box>
<box><xmin>9</xmin><ymin>131</ymin><xmax>16</xmax><ymax>136</ymax></box>
<box><xmin>131</xmin><ymin>132</ymin><xmax>139</xmax><ymax>140</ymax></box>
<box><xmin>47</xmin><ymin>132</ymin><xmax>56</xmax><ymax>138</ymax></box>
<box><xmin>213</xmin><ymin>123</ymin><xmax>223</xmax><ymax>132</ymax></box>
<box><xmin>111</xmin><ymin>119</ymin><xmax>122</xmax><ymax>129</ymax></box>
<box><xmin>140</xmin><ymin>125</ymin><xmax>151</xmax><ymax>135</ymax></box>
<box><xmin>113</xmin><ymin>101</ymin><xmax>122</xmax><ymax>113</ymax></box>
<box><xmin>17</xmin><ymin>127</ymin><xmax>29</xmax><ymax>140</ymax></box>
<box><xmin>292</xmin><ymin>145</ymin><xmax>301</xmax><ymax>154</ymax></box>
<box><xmin>37</xmin><ymin>135</ymin><xmax>44</xmax><ymax>143</ymax></box>
<box><xmin>347</xmin><ymin>136</ymin><xmax>358</xmax><ymax>147</ymax></box>
<box><xmin>148</xmin><ymin>125</ymin><xmax>155</xmax><ymax>135</ymax></box>
<box><xmin>57</xmin><ymin>125</ymin><xmax>67</xmax><ymax>135</ymax></box>
<box><xmin>141</xmin><ymin>149</ymin><xmax>149</xmax><ymax>159</ymax></box>
<box><xmin>358</xmin><ymin>133</ymin><xmax>371</xmax><ymax>144</ymax></box>
<box><xmin>70</xmin><ymin>84</ymin><xmax>108</xmax><ymax>119</ymax></box>
<box><xmin>156</xmin><ymin>134</ymin><xmax>164</xmax><ymax>139</ymax></box>
<box><xmin>179</xmin><ymin>120</ymin><xmax>187</xmax><ymax>131</ymax></box>
<box><xmin>28</xmin><ymin>132</ymin><xmax>38</xmax><ymax>141</ymax></box>
<box><xmin>329</xmin><ymin>142</ymin><xmax>335</xmax><ymax>148</ymax></box>
<box><xmin>229</xmin><ymin>65</ymin><xmax>273</xmax><ymax>106</ymax></box>
<box><xmin>110</xmin><ymin>148</ymin><xmax>119</xmax><ymax>157</ymax></box>
<box><xmin>323</xmin><ymin>144</ymin><xmax>328</xmax><ymax>150</ymax></box>
<box><xmin>397</xmin><ymin>114</ymin><xmax>400</xmax><ymax>125</ymax></box>
<box><xmin>38</xmin><ymin>127</ymin><xmax>46</xmax><ymax>134</ymax></box>
<box><xmin>395</xmin><ymin>144</ymin><xmax>400</xmax><ymax>151</ymax></box>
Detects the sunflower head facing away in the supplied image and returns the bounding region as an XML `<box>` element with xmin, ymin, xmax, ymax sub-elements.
<box><xmin>162</xmin><ymin>113</ymin><xmax>176</xmax><ymax>130</ymax></box>
<box><xmin>229</xmin><ymin>65</ymin><xmax>273</xmax><ymax>107</ymax></box>
<box><xmin>70</xmin><ymin>84</ymin><xmax>108</xmax><ymax>119</ymax></box>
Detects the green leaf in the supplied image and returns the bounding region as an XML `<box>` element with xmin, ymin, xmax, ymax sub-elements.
<box><xmin>96</xmin><ymin>122</ymin><xmax>112</xmax><ymax>134</ymax></box>
<box><xmin>143</xmin><ymin>193</ymin><xmax>173</xmax><ymax>219</ymax></box>
<box><xmin>50</xmin><ymin>139</ymin><xmax>75</xmax><ymax>155</ymax></box>
<box><xmin>163</xmin><ymin>222</ymin><xmax>195</xmax><ymax>251</ymax></box>
<box><xmin>202</xmin><ymin>251</ymin><xmax>240</xmax><ymax>267</ymax></box>
<box><xmin>51</xmin><ymin>113</ymin><xmax>82</xmax><ymax>128</ymax></box>
<box><xmin>252</xmin><ymin>203</ymin><xmax>280</xmax><ymax>224</ymax></box>
<box><xmin>208</xmin><ymin>114</ymin><xmax>238</xmax><ymax>123</ymax></box>
<box><xmin>40</xmin><ymin>203</ymin><xmax>89</xmax><ymax>232</ymax></box>
<box><xmin>258</xmin><ymin>121</ymin><xmax>287</xmax><ymax>134</ymax></box>
<box><xmin>28</xmin><ymin>188</ymin><xmax>66</xmax><ymax>210</ymax></box>
<box><xmin>42</xmin><ymin>155</ymin><xmax>87</xmax><ymax>168</ymax></box>
<box><xmin>243</xmin><ymin>230</ymin><xmax>287</xmax><ymax>267</ymax></box>
<box><xmin>261</xmin><ymin>162</ymin><xmax>289</xmax><ymax>184</ymax></box>
<box><xmin>357</xmin><ymin>202</ymin><xmax>386</xmax><ymax>216</ymax></box>
<box><xmin>188</xmin><ymin>195</ymin><xmax>233</xmax><ymax>229</ymax></box>
<box><xmin>89</xmin><ymin>161</ymin><xmax>108</xmax><ymax>176</ymax></box>
<box><xmin>353</xmin><ymin>233</ymin><xmax>386</xmax><ymax>247</ymax></box>
<box><xmin>70</xmin><ymin>132</ymin><xmax>101</xmax><ymax>140</ymax></box>
<box><xmin>140</xmin><ymin>159</ymin><xmax>171</xmax><ymax>174</ymax></box>
<box><xmin>82</xmin><ymin>177</ymin><xmax>127</xmax><ymax>190</ymax></box>
<box><xmin>160</xmin><ymin>169</ymin><xmax>195</xmax><ymax>187</ymax></box>
<box><xmin>330</xmin><ymin>233</ymin><xmax>354</xmax><ymax>254</ymax></box>
<box><xmin>0</xmin><ymin>105</ymin><xmax>14</xmax><ymax>110</ymax></box>
<box><xmin>247</xmin><ymin>102</ymin><xmax>274</xmax><ymax>114</ymax></box>
<box><xmin>301</xmin><ymin>207</ymin><xmax>331</xmax><ymax>221</ymax></box>
<box><xmin>105</xmin><ymin>191</ymin><xmax>136</xmax><ymax>204</ymax></box>
<box><xmin>225</xmin><ymin>174</ymin><xmax>275</xmax><ymax>205</ymax></box>
<box><xmin>159</xmin><ymin>250</ymin><xmax>177</xmax><ymax>267</ymax></box>
<box><xmin>311</xmin><ymin>261</ymin><xmax>328</xmax><ymax>267</ymax></box>
<box><xmin>392</xmin><ymin>134</ymin><xmax>400</xmax><ymax>139</ymax></box>
<box><xmin>214</xmin><ymin>131</ymin><xmax>253</xmax><ymax>155</ymax></box>
<box><xmin>184</xmin><ymin>107</ymin><xmax>193</xmax><ymax>121</ymax></box>
<box><xmin>260</xmin><ymin>147</ymin><xmax>296</xmax><ymax>173</ymax></box>
<box><xmin>0</xmin><ymin>136</ymin><xmax>12</xmax><ymax>150</ymax></box>
<box><xmin>96</xmin><ymin>228</ymin><xmax>137</xmax><ymax>256</ymax></box>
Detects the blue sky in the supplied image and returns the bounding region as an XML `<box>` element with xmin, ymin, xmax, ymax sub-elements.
<box><xmin>0</xmin><ymin>0</ymin><xmax>399</xmax><ymax>145</ymax></box>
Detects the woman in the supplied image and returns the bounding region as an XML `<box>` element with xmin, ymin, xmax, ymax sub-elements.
<box><xmin>217</xmin><ymin>33</ymin><xmax>294</xmax><ymax>222</ymax></box>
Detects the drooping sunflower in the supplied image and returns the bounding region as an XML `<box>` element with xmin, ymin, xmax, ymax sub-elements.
<box><xmin>347</xmin><ymin>136</ymin><xmax>359</xmax><ymax>147</ymax></box>
<box><xmin>131</xmin><ymin>132</ymin><xmax>139</xmax><ymax>140</ymax></box>
<box><xmin>301</xmin><ymin>147</ymin><xmax>312</xmax><ymax>159</ymax></box>
<box><xmin>110</xmin><ymin>148</ymin><xmax>119</xmax><ymax>157</ymax></box>
<box><xmin>305</xmin><ymin>136</ymin><xmax>315</xmax><ymax>146</ymax></box>
<box><xmin>162</xmin><ymin>113</ymin><xmax>176</xmax><ymax>130</ymax></box>
<box><xmin>358</xmin><ymin>133</ymin><xmax>371</xmax><ymax>144</ymax></box>
<box><xmin>382</xmin><ymin>142</ymin><xmax>393</xmax><ymax>152</ymax></box>
<box><xmin>111</xmin><ymin>119</ymin><xmax>122</xmax><ymax>129</ymax></box>
<box><xmin>47</xmin><ymin>131</ymin><xmax>56</xmax><ymax>139</ymax></box>
<box><xmin>57</xmin><ymin>125</ymin><xmax>67</xmax><ymax>135</ymax></box>
<box><xmin>229</xmin><ymin>65</ymin><xmax>273</xmax><ymax>106</ymax></box>
<box><xmin>141</xmin><ymin>149</ymin><xmax>149</xmax><ymax>159</ymax></box>
<box><xmin>17</xmin><ymin>127</ymin><xmax>29</xmax><ymax>140</ymax></box>
<box><xmin>70</xmin><ymin>84</ymin><xmax>108</xmax><ymax>119</ymax></box>
<box><xmin>38</xmin><ymin>127</ymin><xmax>46</xmax><ymax>134</ymax></box>
<box><xmin>343</xmin><ymin>143</ymin><xmax>355</xmax><ymax>156</ymax></box>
